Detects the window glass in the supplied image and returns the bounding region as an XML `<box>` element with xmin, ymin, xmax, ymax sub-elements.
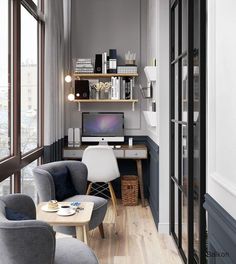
<box><xmin>21</xmin><ymin>6</ymin><xmax>38</xmax><ymax>154</ymax></box>
<box><xmin>0</xmin><ymin>177</ymin><xmax>11</xmax><ymax>196</ymax></box>
<box><xmin>21</xmin><ymin>160</ymin><xmax>39</xmax><ymax>202</ymax></box>
<box><xmin>0</xmin><ymin>0</ymin><xmax>11</xmax><ymax>160</ymax></box>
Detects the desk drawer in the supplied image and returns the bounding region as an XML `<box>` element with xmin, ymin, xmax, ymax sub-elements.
<box><xmin>63</xmin><ymin>149</ymin><xmax>83</xmax><ymax>159</ymax></box>
<box><xmin>114</xmin><ymin>149</ymin><xmax>124</xmax><ymax>158</ymax></box>
<box><xmin>125</xmin><ymin>149</ymin><xmax>147</xmax><ymax>158</ymax></box>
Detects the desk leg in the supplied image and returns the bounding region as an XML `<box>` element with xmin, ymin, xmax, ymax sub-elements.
<box><xmin>76</xmin><ymin>225</ymin><xmax>89</xmax><ymax>245</ymax></box>
<box><xmin>136</xmin><ymin>159</ymin><xmax>145</xmax><ymax>207</ymax></box>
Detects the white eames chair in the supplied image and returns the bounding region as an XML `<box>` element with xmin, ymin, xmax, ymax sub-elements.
<box><xmin>82</xmin><ymin>146</ymin><xmax>120</xmax><ymax>215</ymax></box>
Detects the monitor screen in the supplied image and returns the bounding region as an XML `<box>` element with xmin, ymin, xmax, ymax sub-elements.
<box><xmin>82</xmin><ymin>112</ymin><xmax>124</xmax><ymax>142</ymax></box>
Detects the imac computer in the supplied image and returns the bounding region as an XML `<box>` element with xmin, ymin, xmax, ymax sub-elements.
<box><xmin>82</xmin><ymin>112</ymin><xmax>124</xmax><ymax>144</ymax></box>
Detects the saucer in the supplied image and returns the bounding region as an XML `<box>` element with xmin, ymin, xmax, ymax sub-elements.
<box><xmin>57</xmin><ymin>209</ymin><xmax>76</xmax><ymax>216</ymax></box>
<box><xmin>41</xmin><ymin>204</ymin><xmax>59</xmax><ymax>212</ymax></box>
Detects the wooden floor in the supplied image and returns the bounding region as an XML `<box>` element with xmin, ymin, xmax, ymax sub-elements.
<box><xmin>86</xmin><ymin>200</ymin><xmax>182</xmax><ymax>264</ymax></box>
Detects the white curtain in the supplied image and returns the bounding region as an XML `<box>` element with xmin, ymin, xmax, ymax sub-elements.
<box><xmin>44</xmin><ymin>0</ymin><xmax>65</xmax><ymax>160</ymax></box>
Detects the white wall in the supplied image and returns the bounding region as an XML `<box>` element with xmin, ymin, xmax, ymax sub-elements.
<box><xmin>207</xmin><ymin>0</ymin><xmax>236</xmax><ymax>219</ymax></box>
<box><xmin>157</xmin><ymin>0</ymin><xmax>170</xmax><ymax>233</ymax></box>
<box><xmin>145</xmin><ymin>0</ymin><xmax>159</xmax><ymax>143</ymax></box>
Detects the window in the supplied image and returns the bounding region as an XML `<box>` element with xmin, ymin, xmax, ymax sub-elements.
<box><xmin>0</xmin><ymin>0</ymin><xmax>11</xmax><ymax>161</ymax></box>
<box><xmin>21</xmin><ymin>5</ymin><xmax>38</xmax><ymax>155</ymax></box>
<box><xmin>0</xmin><ymin>0</ymin><xmax>44</xmax><ymax>195</ymax></box>
<box><xmin>0</xmin><ymin>177</ymin><xmax>12</xmax><ymax>196</ymax></box>
<box><xmin>21</xmin><ymin>159</ymin><xmax>39</xmax><ymax>202</ymax></box>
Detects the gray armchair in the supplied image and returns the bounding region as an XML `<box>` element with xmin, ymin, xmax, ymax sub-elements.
<box><xmin>33</xmin><ymin>160</ymin><xmax>107</xmax><ymax>237</ymax></box>
<box><xmin>0</xmin><ymin>194</ymin><xmax>99</xmax><ymax>264</ymax></box>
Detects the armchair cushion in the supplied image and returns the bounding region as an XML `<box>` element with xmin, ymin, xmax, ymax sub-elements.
<box><xmin>51</xmin><ymin>166</ymin><xmax>78</xmax><ymax>201</ymax></box>
<box><xmin>5</xmin><ymin>207</ymin><xmax>31</xmax><ymax>221</ymax></box>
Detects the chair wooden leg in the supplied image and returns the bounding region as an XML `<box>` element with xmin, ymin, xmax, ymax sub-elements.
<box><xmin>86</xmin><ymin>182</ymin><xmax>93</xmax><ymax>195</ymax></box>
<box><xmin>98</xmin><ymin>223</ymin><xmax>105</xmax><ymax>239</ymax></box>
<box><xmin>108</xmin><ymin>182</ymin><xmax>118</xmax><ymax>216</ymax></box>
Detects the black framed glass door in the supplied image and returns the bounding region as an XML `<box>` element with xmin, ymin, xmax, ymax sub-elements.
<box><xmin>169</xmin><ymin>0</ymin><xmax>206</xmax><ymax>263</ymax></box>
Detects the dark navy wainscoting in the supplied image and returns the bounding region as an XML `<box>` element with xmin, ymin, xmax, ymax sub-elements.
<box><xmin>43</xmin><ymin>135</ymin><xmax>159</xmax><ymax>227</ymax></box>
<box><xmin>146</xmin><ymin>136</ymin><xmax>159</xmax><ymax>228</ymax></box>
<box><xmin>204</xmin><ymin>194</ymin><xmax>236</xmax><ymax>264</ymax></box>
<box><xmin>43</xmin><ymin>138</ymin><xmax>64</xmax><ymax>163</ymax></box>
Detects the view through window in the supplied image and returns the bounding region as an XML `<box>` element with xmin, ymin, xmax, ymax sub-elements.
<box><xmin>21</xmin><ymin>5</ymin><xmax>38</xmax><ymax>155</ymax></box>
<box><xmin>0</xmin><ymin>177</ymin><xmax>11</xmax><ymax>196</ymax></box>
<box><xmin>21</xmin><ymin>159</ymin><xmax>38</xmax><ymax>202</ymax></box>
<box><xmin>0</xmin><ymin>0</ymin><xmax>11</xmax><ymax>160</ymax></box>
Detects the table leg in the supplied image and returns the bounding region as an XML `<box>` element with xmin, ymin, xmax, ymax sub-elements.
<box><xmin>83</xmin><ymin>225</ymin><xmax>89</xmax><ymax>245</ymax></box>
<box><xmin>136</xmin><ymin>159</ymin><xmax>145</xmax><ymax>207</ymax></box>
<box><xmin>75</xmin><ymin>225</ymin><xmax>89</xmax><ymax>245</ymax></box>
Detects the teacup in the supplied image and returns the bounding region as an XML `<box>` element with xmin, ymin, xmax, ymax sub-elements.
<box><xmin>58</xmin><ymin>205</ymin><xmax>71</xmax><ymax>214</ymax></box>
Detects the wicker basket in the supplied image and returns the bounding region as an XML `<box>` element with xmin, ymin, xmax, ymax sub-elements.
<box><xmin>121</xmin><ymin>175</ymin><xmax>139</xmax><ymax>206</ymax></box>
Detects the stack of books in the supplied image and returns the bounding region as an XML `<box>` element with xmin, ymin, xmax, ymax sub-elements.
<box><xmin>74</xmin><ymin>58</ymin><xmax>94</xmax><ymax>74</ymax></box>
<box><xmin>117</xmin><ymin>65</ymin><xmax>138</xmax><ymax>74</ymax></box>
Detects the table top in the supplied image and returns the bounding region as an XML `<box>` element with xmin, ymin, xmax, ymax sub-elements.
<box><xmin>64</xmin><ymin>144</ymin><xmax>147</xmax><ymax>151</ymax></box>
<box><xmin>36</xmin><ymin>202</ymin><xmax>94</xmax><ymax>226</ymax></box>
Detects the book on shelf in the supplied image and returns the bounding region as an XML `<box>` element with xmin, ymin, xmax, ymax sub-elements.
<box><xmin>111</xmin><ymin>77</ymin><xmax>120</xmax><ymax>100</ymax></box>
<box><xmin>77</xmin><ymin>58</ymin><xmax>92</xmax><ymax>63</ymax></box>
<box><xmin>102</xmin><ymin>52</ymin><xmax>107</xmax><ymax>74</ymax></box>
<box><xmin>124</xmin><ymin>77</ymin><xmax>133</xmax><ymax>100</ymax></box>
<box><xmin>74</xmin><ymin>58</ymin><xmax>94</xmax><ymax>74</ymax></box>
<box><xmin>117</xmin><ymin>65</ymin><xmax>137</xmax><ymax>74</ymax></box>
<box><xmin>111</xmin><ymin>77</ymin><xmax>134</xmax><ymax>100</ymax></box>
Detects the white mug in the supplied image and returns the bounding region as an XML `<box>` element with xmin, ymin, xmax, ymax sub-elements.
<box><xmin>59</xmin><ymin>205</ymin><xmax>71</xmax><ymax>214</ymax></box>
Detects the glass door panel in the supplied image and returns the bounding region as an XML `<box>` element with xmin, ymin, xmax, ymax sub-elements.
<box><xmin>174</xmin><ymin>184</ymin><xmax>179</xmax><ymax>238</ymax></box>
<box><xmin>182</xmin><ymin>59</ymin><xmax>188</xmax><ymax>122</ymax></box>
<box><xmin>182</xmin><ymin>193</ymin><xmax>188</xmax><ymax>256</ymax></box>
<box><xmin>170</xmin><ymin>0</ymin><xmax>206</xmax><ymax>263</ymax></box>
<box><xmin>175</xmin><ymin>4</ymin><xmax>179</xmax><ymax>58</ymax></box>
<box><xmin>182</xmin><ymin>125</ymin><xmax>188</xmax><ymax>190</ymax></box>
<box><xmin>182</xmin><ymin>0</ymin><xmax>187</xmax><ymax>53</ymax></box>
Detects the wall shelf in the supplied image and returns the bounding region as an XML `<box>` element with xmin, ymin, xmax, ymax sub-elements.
<box><xmin>74</xmin><ymin>73</ymin><xmax>138</xmax><ymax>79</ymax></box>
<box><xmin>73</xmin><ymin>99</ymin><xmax>138</xmax><ymax>111</ymax></box>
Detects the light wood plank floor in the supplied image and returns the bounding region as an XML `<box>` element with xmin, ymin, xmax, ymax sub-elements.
<box><xmin>87</xmin><ymin>200</ymin><xmax>182</xmax><ymax>264</ymax></box>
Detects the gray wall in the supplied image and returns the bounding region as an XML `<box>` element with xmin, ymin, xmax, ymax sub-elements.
<box><xmin>65</xmin><ymin>0</ymin><xmax>147</xmax><ymax>136</ymax></box>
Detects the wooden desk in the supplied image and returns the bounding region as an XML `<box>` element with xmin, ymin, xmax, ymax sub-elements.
<box><xmin>37</xmin><ymin>202</ymin><xmax>94</xmax><ymax>245</ymax></box>
<box><xmin>63</xmin><ymin>144</ymin><xmax>148</xmax><ymax>207</ymax></box>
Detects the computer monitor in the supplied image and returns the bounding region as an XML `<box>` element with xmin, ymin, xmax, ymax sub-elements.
<box><xmin>82</xmin><ymin>112</ymin><xmax>124</xmax><ymax>144</ymax></box>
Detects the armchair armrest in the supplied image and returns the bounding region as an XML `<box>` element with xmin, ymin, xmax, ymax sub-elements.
<box><xmin>0</xmin><ymin>220</ymin><xmax>55</xmax><ymax>264</ymax></box>
<box><xmin>1</xmin><ymin>194</ymin><xmax>36</xmax><ymax>219</ymax></box>
<box><xmin>33</xmin><ymin>167</ymin><xmax>56</xmax><ymax>202</ymax></box>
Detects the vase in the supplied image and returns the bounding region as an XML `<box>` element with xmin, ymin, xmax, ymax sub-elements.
<box><xmin>100</xmin><ymin>90</ymin><xmax>109</xmax><ymax>99</ymax></box>
<box><xmin>95</xmin><ymin>90</ymin><xmax>100</xmax><ymax>100</ymax></box>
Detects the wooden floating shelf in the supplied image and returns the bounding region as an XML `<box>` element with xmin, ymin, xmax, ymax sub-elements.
<box><xmin>74</xmin><ymin>73</ymin><xmax>138</xmax><ymax>78</ymax></box>
<box><xmin>73</xmin><ymin>99</ymin><xmax>138</xmax><ymax>111</ymax></box>
<box><xmin>73</xmin><ymin>99</ymin><xmax>138</xmax><ymax>103</ymax></box>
